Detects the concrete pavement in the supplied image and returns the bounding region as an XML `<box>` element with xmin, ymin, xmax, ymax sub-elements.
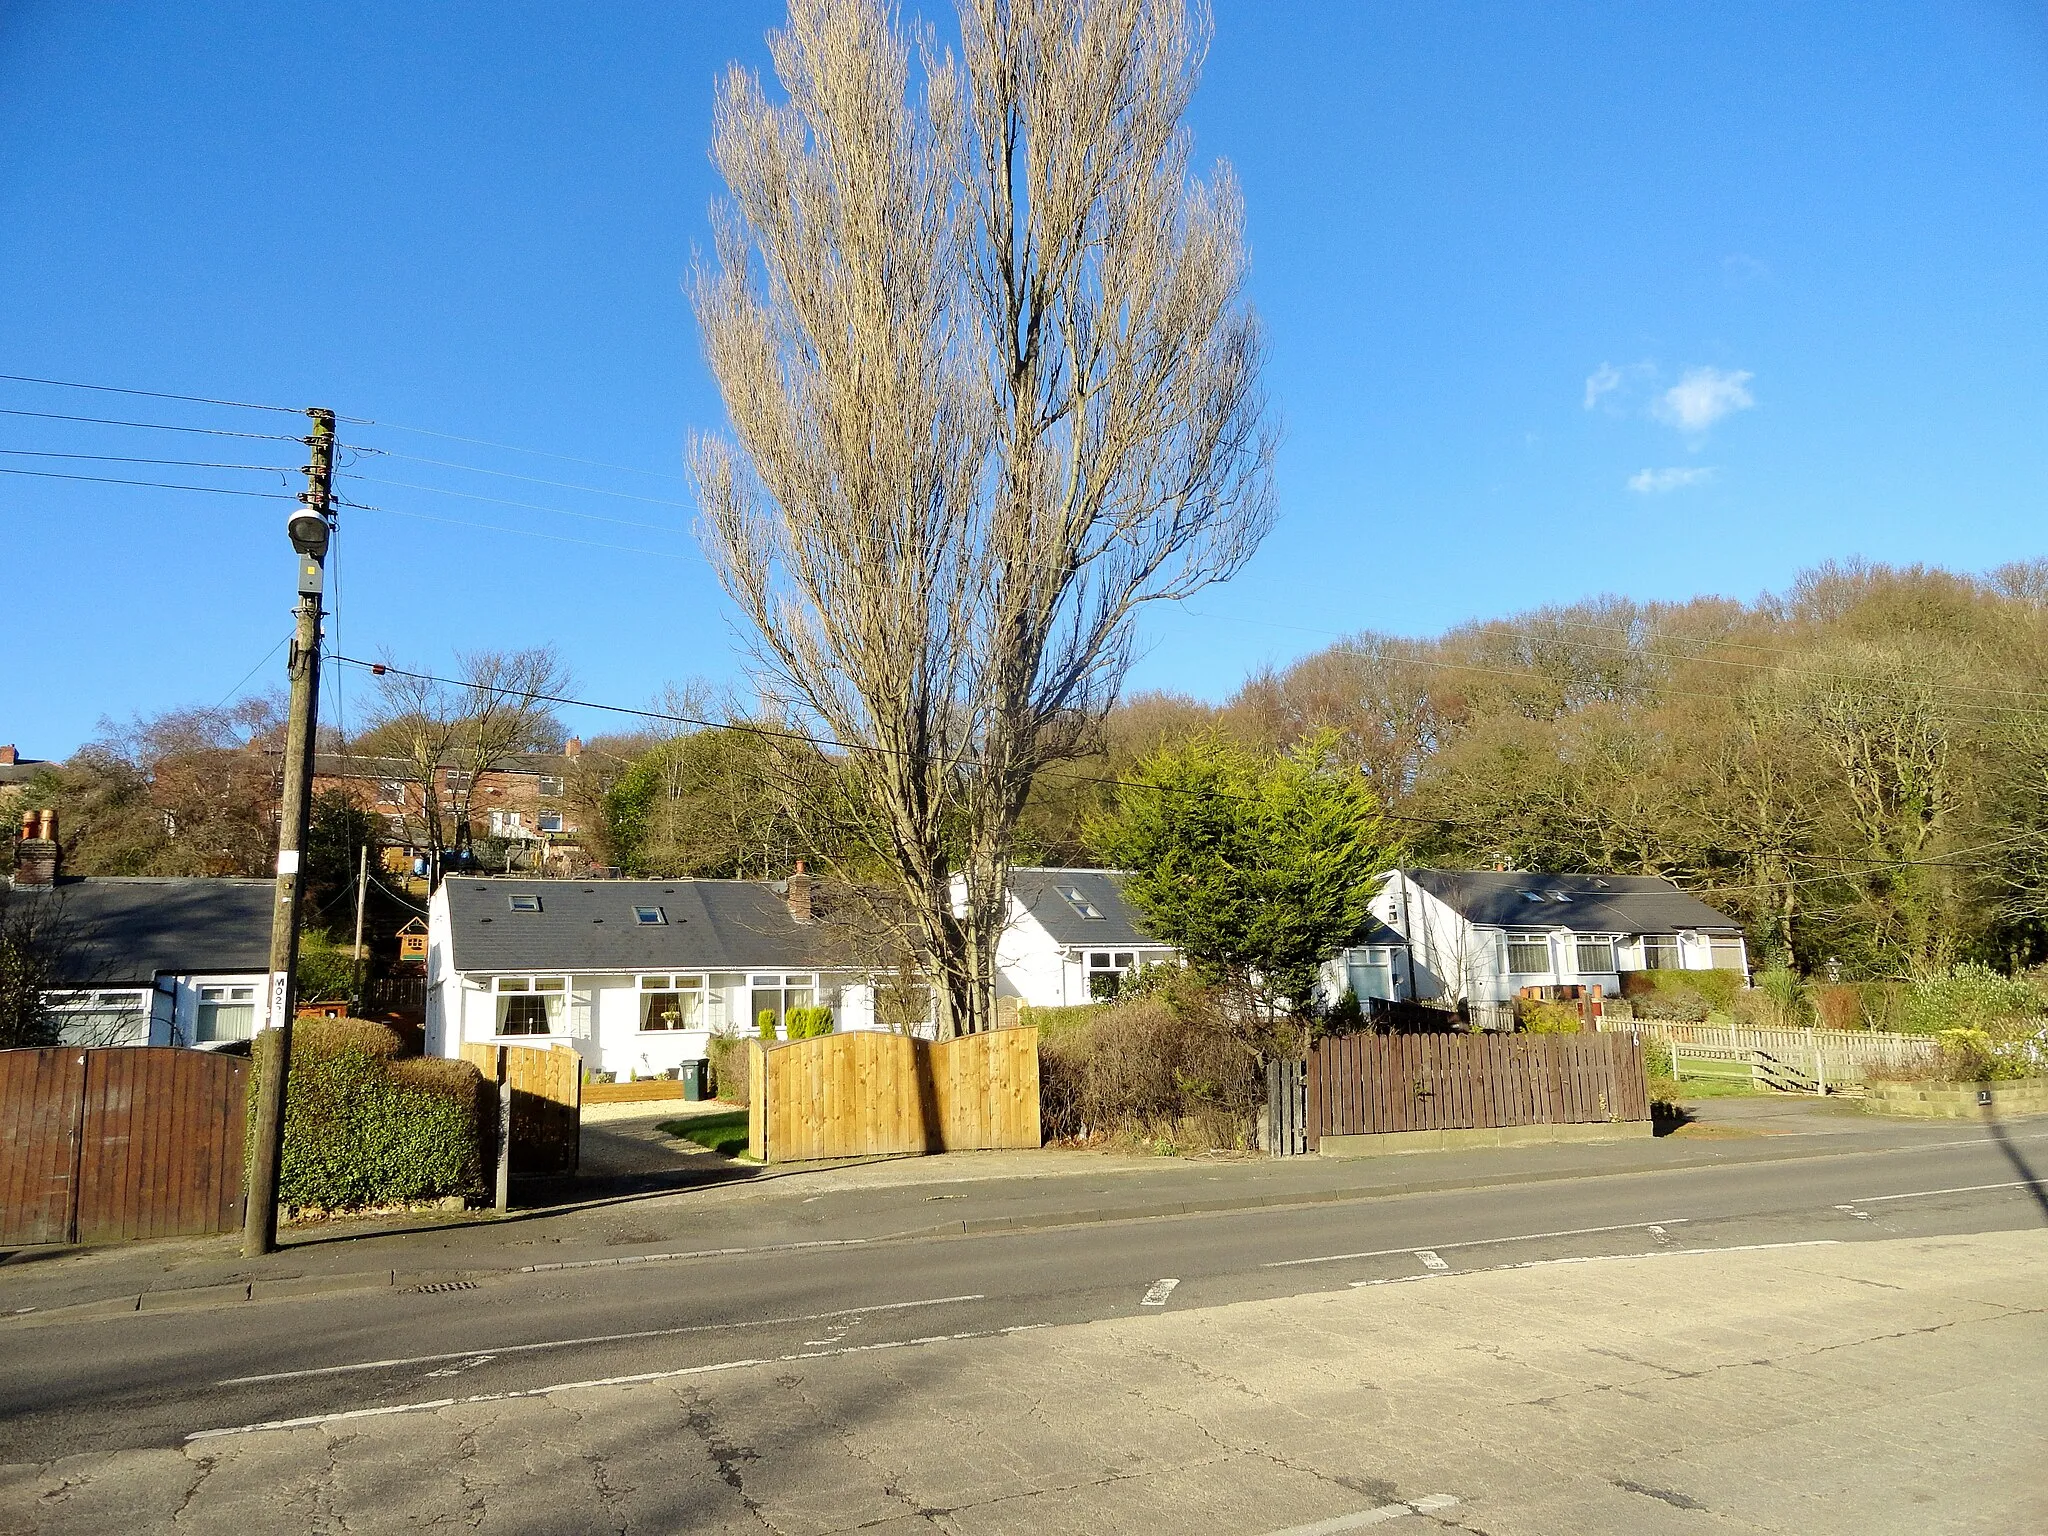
<box><xmin>4</xmin><ymin>1225</ymin><xmax>2041</xmax><ymax>1534</ymax></box>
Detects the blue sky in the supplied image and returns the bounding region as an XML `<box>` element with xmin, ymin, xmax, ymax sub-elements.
<box><xmin>4</xmin><ymin>1</ymin><xmax>2045</xmax><ymax>757</ymax></box>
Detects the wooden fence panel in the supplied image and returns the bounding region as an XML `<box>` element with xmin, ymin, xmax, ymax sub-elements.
<box><xmin>0</xmin><ymin>1048</ymin><xmax>87</xmax><ymax>1246</ymax></box>
<box><xmin>1308</xmin><ymin>1033</ymin><xmax>1651</xmax><ymax>1140</ymax></box>
<box><xmin>73</xmin><ymin>1048</ymin><xmax>248</xmax><ymax>1244</ymax></box>
<box><xmin>751</xmin><ymin>1027</ymin><xmax>1041</xmax><ymax>1163</ymax></box>
<box><xmin>461</xmin><ymin>1042</ymin><xmax>581</xmax><ymax>1175</ymax></box>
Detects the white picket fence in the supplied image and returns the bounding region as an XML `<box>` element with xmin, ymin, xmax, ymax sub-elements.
<box><xmin>1598</xmin><ymin>1018</ymin><xmax>1938</xmax><ymax>1091</ymax></box>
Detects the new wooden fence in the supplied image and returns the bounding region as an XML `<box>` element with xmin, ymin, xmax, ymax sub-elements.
<box><xmin>749</xmin><ymin>1027</ymin><xmax>1041</xmax><ymax>1163</ymax></box>
<box><xmin>460</xmin><ymin>1042</ymin><xmax>581</xmax><ymax>1175</ymax></box>
<box><xmin>1</xmin><ymin>1047</ymin><xmax>248</xmax><ymax>1246</ymax></box>
<box><xmin>1305</xmin><ymin>1032</ymin><xmax>1650</xmax><ymax>1150</ymax></box>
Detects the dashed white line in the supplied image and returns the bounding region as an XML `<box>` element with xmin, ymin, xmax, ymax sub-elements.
<box><xmin>521</xmin><ymin>1236</ymin><xmax>871</xmax><ymax>1274</ymax></box>
<box><xmin>1414</xmin><ymin>1250</ymin><xmax>1449</xmax><ymax>1272</ymax></box>
<box><xmin>1256</xmin><ymin>1493</ymin><xmax>1460</xmax><ymax>1534</ymax></box>
<box><xmin>214</xmin><ymin>1294</ymin><xmax>986</xmax><ymax>1386</ymax></box>
<box><xmin>1264</xmin><ymin>1219</ymin><xmax>1690</xmax><ymax>1269</ymax></box>
<box><xmin>1349</xmin><ymin>1239</ymin><xmax>1841</xmax><ymax>1286</ymax></box>
<box><xmin>1140</xmin><ymin>1278</ymin><xmax>1181</xmax><ymax>1306</ymax></box>
<box><xmin>189</xmin><ymin>1324</ymin><xmax>1051</xmax><ymax>1441</ymax></box>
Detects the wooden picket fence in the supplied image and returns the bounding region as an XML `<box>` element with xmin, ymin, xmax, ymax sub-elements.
<box><xmin>748</xmin><ymin>1027</ymin><xmax>1041</xmax><ymax>1163</ymax></box>
<box><xmin>460</xmin><ymin>1042</ymin><xmax>581</xmax><ymax>1175</ymax></box>
<box><xmin>1303</xmin><ymin>1032</ymin><xmax>1650</xmax><ymax>1150</ymax></box>
<box><xmin>1600</xmin><ymin>1018</ymin><xmax>1939</xmax><ymax>1089</ymax></box>
<box><xmin>1</xmin><ymin>1047</ymin><xmax>248</xmax><ymax>1246</ymax></box>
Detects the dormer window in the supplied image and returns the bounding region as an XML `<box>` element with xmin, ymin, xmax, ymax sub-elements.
<box><xmin>1058</xmin><ymin>886</ymin><xmax>1104</xmax><ymax>920</ymax></box>
<box><xmin>633</xmin><ymin>905</ymin><xmax>666</xmax><ymax>925</ymax></box>
<box><xmin>508</xmin><ymin>894</ymin><xmax>541</xmax><ymax>912</ymax></box>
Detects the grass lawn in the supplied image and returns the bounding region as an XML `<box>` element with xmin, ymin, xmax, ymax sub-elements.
<box><xmin>658</xmin><ymin>1110</ymin><xmax>752</xmax><ymax>1158</ymax></box>
<box><xmin>1670</xmin><ymin>1055</ymin><xmax>1764</xmax><ymax>1097</ymax></box>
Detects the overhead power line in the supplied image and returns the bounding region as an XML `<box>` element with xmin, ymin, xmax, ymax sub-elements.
<box><xmin>0</xmin><ymin>371</ymin><xmax>301</xmax><ymax>414</ymax></box>
<box><xmin>0</xmin><ymin>466</ymin><xmax>289</xmax><ymax>498</ymax></box>
<box><xmin>330</xmin><ymin>497</ymin><xmax>693</xmax><ymax>560</ymax></box>
<box><xmin>338</xmin><ymin>473</ymin><xmax>690</xmax><ymax>533</ymax></box>
<box><xmin>0</xmin><ymin>405</ymin><xmax>305</xmax><ymax>442</ymax></box>
<box><xmin>0</xmin><ymin>448</ymin><xmax>295</xmax><ymax>473</ymax></box>
<box><xmin>355</xmin><ymin>447</ymin><xmax>696</xmax><ymax>508</ymax></box>
<box><xmin>339</xmin><ymin>414</ymin><xmax>690</xmax><ymax>481</ymax></box>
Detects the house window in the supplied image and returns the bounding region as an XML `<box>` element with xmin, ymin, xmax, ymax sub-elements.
<box><xmin>196</xmin><ymin>985</ymin><xmax>257</xmax><ymax>1043</ymax></box>
<box><xmin>537</xmin><ymin>775</ymin><xmax>565</xmax><ymax>798</ymax></box>
<box><xmin>1710</xmin><ymin>936</ymin><xmax>1747</xmax><ymax>972</ymax></box>
<box><xmin>1574</xmin><ymin>937</ymin><xmax>1617</xmax><ymax>975</ymax></box>
<box><xmin>748</xmin><ymin>974</ymin><xmax>818</xmax><ymax>1035</ymax></box>
<box><xmin>507</xmin><ymin>894</ymin><xmax>542</xmax><ymax>913</ymax></box>
<box><xmin>633</xmin><ymin>906</ymin><xmax>666</xmax><ymax>925</ymax></box>
<box><xmin>1505</xmin><ymin>932</ymin><xmax>1551</xmax><ymax>974</ymax></box>
<box><xmin>53</xmin><ymin>990</ymin><xmax>150</xmax><ymax>1046</ymax></box>
<box><xmin>489</xmin><ymin>810</ymin><xmax>527</xmax><ymax>837</ymax></box>
<box><xmin>1058</xmin><ymin>886</ymin><xmax>1105</xmax><ymax>920</ymax></box>
<box><xmin>640</xmin><ymin>976</ymin><xmax>704</xmax><ymax>1031</ymax></box>
<box><xmin>377</xmin><ymin>778</ymin><xmax>405</xmax><ymax>805</ymax></box>
<box><xmin>1085</xmin><ymin>950</ymin><xmax>1135</xmax><ymax>1000</ymax></box>
<box><xmin>446</xmin><ymin>770</ymin><xmax>473</xmax><ymax>791</ymax></box>
<box><xmin>1345</xmin><ymin>947</ymin><xmax>1395</xmax><ymax>1002</ymax></box>
<box><xmin>538</xmin><ymin>812</ymin><xmax>564</xmax><ymax>834</ymax></box>
<box><xmin>1640</xmin><ymin>933</ymin><xmax>1681</xmax><ymax>969</ymax></box>
<box><xmin>493</xmin><ymin>975</ymin><xmax>565</xmax><ymax>1035</ymax></box>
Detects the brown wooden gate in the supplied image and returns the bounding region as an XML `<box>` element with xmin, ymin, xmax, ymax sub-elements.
<box><xmin>461</xmin><ymin>1042</ymin><xmax>581</xmax><ymax>1175</ymax></box>
<box><xmin>0</xmin><ymin>1047</ymin><xmax>249</xmax><ymax>1247</ymax></box>
<box><xmin>1305</xmin><ymin>1032</ymin><xmax>1650</xmax><ymax>1150</ymax></box>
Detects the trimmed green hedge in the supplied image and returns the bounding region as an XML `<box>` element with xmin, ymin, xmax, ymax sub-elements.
<box><xmin>251</xmin><ymin>1017</ymin><xmax>488</xmax><ymax>1212</ymax></box>
<box><xmin>1620</xmin><ymin>968</ymin><xmax>1743</xmax><ymax>1018</ymax></box>
<box><xmin>784</xmin><ymin>1004</ymin><xmax>835</xmax><ymax>1039</ymax></box>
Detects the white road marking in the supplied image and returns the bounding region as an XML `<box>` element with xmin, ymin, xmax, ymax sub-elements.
<box><xmin>1255</xmin><ymin>1494</ymin><xmax>1459</xmax><ymax>1534</ymax></box>
<box><xmin>189</xmin><ymin>1324</ymin><xmax>1052</xmax><ymax>1441</ymax></box>
<box><xmin>1264</xmin><ymin>1219</ymin><xmax>1690</xmax><ymax>1269</ymax></box>
<box><xmin>522</xmin><ymin>1236</ymin><xmax>870</xmax><ymax>1274</ymax></box>
<box><xmin>1349</xmin><ymin>1239</ymin><xmax>1841</xmax><ymax>1285</ymax></box>
<box><xmin>1647</xmin><ymin>1225</ymin><xmax>1673</xmax><ymax>1245</ymax></box>
<box><xmin>1834</xmin><ymin>1203</ymin><xmax>1873</xmax><ymax>1222</ymax></box>
<box><xmin>1414</xmin><ymin>1250</ymin><xmax>1449</xmax><ymax>1272</ymax></box>
<box><xmin>1852</xmin><ymin>1180</ymin><xmax>2033</xmax><ymax>1205</ymax></box>
<box><xmin>215</xmin><ymin>1294</ymin><xmax>986</xmax><ymax>1386</ymax></box>
<box><xmin>423</xmin><ymin>1354</ymin><xmax>495</xmax><ymax>1379</ymax></box>
<box><xmin>1140</xmin><ymin>1278</ymin><xmax>1180</xmax><ymax>1306</ymax></box>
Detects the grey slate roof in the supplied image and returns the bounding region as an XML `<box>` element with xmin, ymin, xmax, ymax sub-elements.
<box><xmin>441</xmin><ymin>878</ymin><xmax>851</xmax><ymax>975</ymax></box>
<box><xmin>1407</xmin><ymin>869</ymin><xmax>1742</xmax><ymax>934</ymax></box>
<box><xmin>9</xmin><ymin>877</ymin><xmax>275</xmax><ymax>987</ymax></box>
<box><xmin>1008</xmin><ymin>869</ymin><xmax>1167</xmax><ymax>948</ymax></box>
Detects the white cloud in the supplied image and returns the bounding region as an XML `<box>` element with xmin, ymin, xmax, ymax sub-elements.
<box><xmin>1654</xmin><ymin>366</ymin><xmax>1754</xmax><ymax>432</ymax></box>
<box><xmin>1583</xmin><ymin>363</ymin><xmax>1623</xmax><ymax>409</ymax></box>
<box><xmin>1629</xmin><ymin>466</ymin><xmax>1716</xmax><ymax>494</ymax></box>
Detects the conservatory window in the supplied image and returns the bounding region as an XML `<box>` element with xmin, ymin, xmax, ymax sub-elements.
<box><xmin>1505</xmin><ymin>932</ymin><xmax>1552</xmax><ymax>974</ymax></box>
<box><xmin>1574</xmin><ymin>937</ymin><xmax>1617</xmax><ymax>975</ymax></box>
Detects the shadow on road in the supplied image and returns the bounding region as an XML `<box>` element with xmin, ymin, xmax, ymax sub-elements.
<box><xmin>1981</xmin><ymin>1102</ymin><xmax>2048</xmax><ymax>1222</ymax></box>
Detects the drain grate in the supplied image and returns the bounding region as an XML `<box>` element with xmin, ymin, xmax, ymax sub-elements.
<box><xmin>406</xmin><ymin>1280</ymin><xmax>479</xmax><ymax>1294</ymax></box>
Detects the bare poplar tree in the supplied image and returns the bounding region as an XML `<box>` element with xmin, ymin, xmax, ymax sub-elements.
<box><xmin>690</xmin><ymin>0</ymin><xmax>1275</xmax><ymax>1035</ymax></box>
<box><xmin>362</xmin><ymin>647</ymin><xmax>571</xmax><ymax>886</ymax></box>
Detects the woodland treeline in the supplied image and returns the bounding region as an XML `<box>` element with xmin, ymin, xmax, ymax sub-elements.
<box><xmin>17</xmin><ymin>560</ymin><xmax>2048</xmax><ymax>984</ymax></box>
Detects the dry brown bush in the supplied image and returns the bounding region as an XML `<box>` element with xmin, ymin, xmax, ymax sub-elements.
<box><xmin>1038</xmin><ymin>987</ymin><xmax>1261</xmax><ymax>1154</ymax></box>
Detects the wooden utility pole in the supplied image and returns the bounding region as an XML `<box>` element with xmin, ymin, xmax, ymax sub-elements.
<box><xmin>244</xmin><ymin>408</ymin><xmax>335</xmax><ymax>1257</ymax></box>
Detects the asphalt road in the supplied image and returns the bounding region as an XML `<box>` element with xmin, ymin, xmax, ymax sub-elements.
<box><xmin>4</xmin><ymin>1119</ymin><xmax>2042</xmax><ymax>1467</ymax></box>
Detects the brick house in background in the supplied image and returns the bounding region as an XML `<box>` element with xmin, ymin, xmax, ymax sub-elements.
<box><xmin>312</xmin><ymin>738</ymin><xmax>595</xmax><ymax>882</ymax></box>
<box><xmin>0</xmin><ymin>744</ymin><xmax>53</xmax><ymax>815</ymax></box>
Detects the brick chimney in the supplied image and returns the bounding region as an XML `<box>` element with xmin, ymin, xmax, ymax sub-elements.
<box><xmin>787</xmin><ymin>858</ymin><xmax>812</xmax><ymax>925</ymax></box>
<box><xmin>0</xmin><ymin>745</ymin><xmax>16</xmax><ymax>766</ymax></box>
<box><xmin>13</xmin><ymin>809</ymin><xmax>58</xmax><ymax>888</ymax></box>
<box><xmin>563</xmin><ymin>737</ymin><xmax>583</xmax><ymax>760</ymax></box>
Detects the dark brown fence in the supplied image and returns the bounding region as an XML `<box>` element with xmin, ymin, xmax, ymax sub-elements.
<box><xmin>1</xmin><ymin>1047</ymin><xmax>249</xmax><ymax>1247</ymax></box>
<box><xmin>1306</xmin><ymin>1032</ymin><xmax>1649</xmax><ymax>1150</ymax></box>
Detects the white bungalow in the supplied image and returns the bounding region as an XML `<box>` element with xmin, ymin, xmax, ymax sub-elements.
<box><xmin>986</xmin><ymin>868</ymin><xmax>1180</xmax><ymax>1008</ymax></box>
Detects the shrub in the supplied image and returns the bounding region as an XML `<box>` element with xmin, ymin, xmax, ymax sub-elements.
<box><xmin>785</xmin><ymin>1005</ymin><xmax>835</xmax><ymax>1040</ymax></box>
<box><xmin>1933</xmin><ymin>1022</ymin><xmax>2043</xmax><ymax>1082</ymax></box>
<box><xmin>294</xmin><ymin>930</ymin><xmax>358</xmax><ymax>1006</ymax></box>
<box><xmin>1518</xmin><ymin>1000</ymin><xmax>1584</xmax><ymax>1035</ymax></box>
<box><xmin>1734</xmin><ymin>968</ymin><xmax>1809</xmax><ymax>1028</ymax></box>
<box><xmin>1900</xmin><ymin>964</ymin><xmax>2039</xmax><ymax>1036</ymax></box>
<box><xmin>757</xmin><ymin>1008</ymin><xmax>778</xmax><ymax>1040</ymax></box>
<box><xmin>251</xmin><ymin>1016</ymin><xmax>488</xmax><ymax>1213</ymax></box>
<box><xmin>1809</xmin><ymin>984</ymin><xmax>1863</xmax><ymax>1030</ymax></box>
<box><xmin>1038</xmin><ymin>986</ymin><xmax>1260</xmax><ymax>1154</ymax></box>
<box><xmin>706</xmin><ymin>1031</ymin><xmax>749</xmax><ymax>1101</ymax></box>
<box><xmin>1622</xmin><ymin>968</ymin><xmax>1741</xmax><ymax>1016</ymax></box>
<box><xmin>1020</xmin><ymin>1002</ymin><xmax>1105</xmax><ymax>1039</ymax></box>
<box><xmin>1629</xmin><ymin>987</ymin><xmax>1710</xmax><ymax>1024</ymax></box>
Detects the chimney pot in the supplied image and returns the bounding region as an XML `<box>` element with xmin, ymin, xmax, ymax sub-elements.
<box><xmin>0</xmin><ymin>744</ymin><xmax>16</xmax><ymax>766</ymax></box>
<box><xmin>787</xmin><ymin>861</ymin><xmax>812</xmax><ymax>925</ymax></box>
<box><xmin>12</xmin><ymin>809</ymin><xmax>57</xmax><ymax>888</ymax></box>
<box><xmin>563</xmin><ymin>737</ymin><xmax>582</xmax><ymax>760</ymax></box>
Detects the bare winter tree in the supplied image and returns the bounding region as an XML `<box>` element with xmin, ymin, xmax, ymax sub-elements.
<box><xmin>359</xmin><ymin>647</ymin><xmax>572</xmax><ymax>886</ymax></box>
<box><xmin>690</xmin><ymin>0</ymin><xmax>1275</xmax><ymax>1035</ymax></box>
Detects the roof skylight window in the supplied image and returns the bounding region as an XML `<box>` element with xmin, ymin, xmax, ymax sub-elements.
<box><xmin>1058</xmin><ymin>885</ymin><xmax>1104</xmax><ymax>920</ymax></box>
<box><xmin>508</xmin><ymin>894</ymin><xmax>542</xmax><ymax>912</ymax></box>
<box><xmin>633</xmin><ymin>905</ymin><xmax>667</xmax><ymax>925</ymax></box>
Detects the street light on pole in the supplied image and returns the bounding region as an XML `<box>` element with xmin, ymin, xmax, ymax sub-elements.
<box><xmin>244</xmin><ymin>408</ymin><xmax>335</xmax><ymax>1257</ymax></box>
